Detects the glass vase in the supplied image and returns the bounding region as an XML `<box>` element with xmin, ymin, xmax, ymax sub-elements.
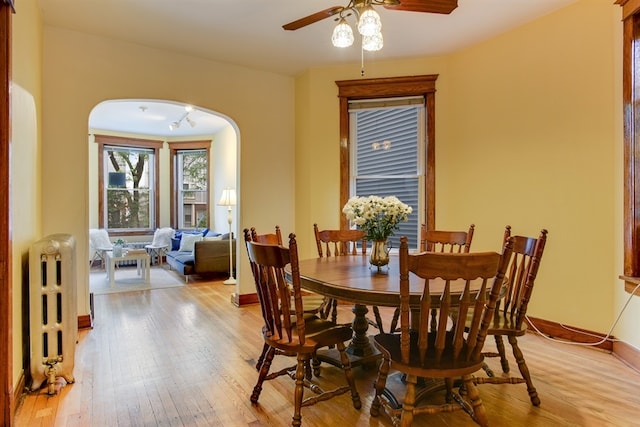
<box><xmin>370</xmin><ymin>240</ymin><xmax>390</xmax><ymax>272</ymax></box>
<box><xmin>112</xmin><ymin>244</ymin><xmax>124</xmax><ymax>257</ymax></box>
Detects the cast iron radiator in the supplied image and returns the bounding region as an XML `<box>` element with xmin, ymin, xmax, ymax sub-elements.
<box><xmin>28</xmin><ymin>233</ymin><xmax>77</xmax><ymax>394</ymax></box>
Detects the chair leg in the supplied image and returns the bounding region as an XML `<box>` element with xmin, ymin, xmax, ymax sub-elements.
<box><xmin>292</xmin><ymin>355</ymin><xmax>306</xmax><ymax>427</ymax></box>
<box><xmin>370</xmin><ymin>356</ymin><xmax>390</xmax><ymax>417</ymax></box>
<box><xmin>389</xmin><ymin>307</ymin><xmax>400</xmax><ymax>333</ymax></box>
<box><xmin>371</xmin><ymin>306</ymin><xmax>385</xmax><ymax>332</ymax></box>
<box><xmin>508</xmin><ymin>335</ymin><xmax>540</xmax><ymax>406</ymax></box>
<box><xmin>335</xmin><ymin>341</ymin><xmax>361</xmax><ymax>409</ymax></box>
<box><xmin>330</xmin><ymin>298</ymin><xmax>338</xmax><ymax>324</ymax></box>
<box><xmin>430</xmin><ymin>308</ymin><xmax>438</xmax><ymax>332</ymax></box>
<box><xmin>400</xmin><ymin>375</ymin><xmax>417</xmax><ymax>427</ymax></box>
<box><xmin>304</xmin><ymin>358</ymin><xmax>312</xmax><ymax>380</ymax></box>
<box><xmin>445</xmin><ymin>377</ymin><xmax>454</xmax><ymax>403</ymax></box>
<box><xmin>312</xmin><ymin>354</ymin><xmax>321</xmax><ymax>377</ymax></box>
<box><xmin>495</xmin><ymin>335</ymin><xmax>510</xmax><ymax>373</ymax></box>
<box><xmin>256</xmin><ymin>343</ymin><xmax>268</xmax><ymax>370</ymax></box>
<box><xmin>460</xmin><ymin>375</ymin><xmax>488</xmax><ymax>427</ymax></box>
<box><xmin>251</xmin><ymin>346</ymin><xmax>275</xmax><ymax>404</ymax></box>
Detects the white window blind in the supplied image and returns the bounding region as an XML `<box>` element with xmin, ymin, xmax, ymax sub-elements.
<box><xmin>349</xmin><ymin>97</ymin><xmax>424</xmax><ymax>249</ymax></box>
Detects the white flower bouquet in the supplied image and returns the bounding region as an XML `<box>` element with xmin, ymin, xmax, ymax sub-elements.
<box><xmin>342</xmin><ymin>195</ymin><xmax>413</xmax><ymax>241</ymax></box>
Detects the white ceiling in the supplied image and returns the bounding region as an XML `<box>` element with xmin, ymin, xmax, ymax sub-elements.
<box><xmin>89</xmin><ymin>100</ymin><xmax>231</xmax><ymax>138</ymax></box>
<box><xmin>42</xmin><ymin>0</ymin><xmax>577</xmax><ymax>137</ymax></box>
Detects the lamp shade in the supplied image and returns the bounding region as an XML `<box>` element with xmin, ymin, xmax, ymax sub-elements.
<box><xmin>218</xmin><ymin>188</ymin><xmax>237</xmax><ymax>206</ymax></box>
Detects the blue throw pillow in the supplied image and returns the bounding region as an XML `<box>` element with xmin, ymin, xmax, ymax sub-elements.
<box><xmin>171</xmin><ymin>231</ymin><xmax>183</xmax><ymax>251</ymax></box>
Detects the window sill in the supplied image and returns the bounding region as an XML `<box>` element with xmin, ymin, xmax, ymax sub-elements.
<box><xmin>619</xmin><ymin>275</ymin><xmax>640</xmax><ymax>295</ymax></box>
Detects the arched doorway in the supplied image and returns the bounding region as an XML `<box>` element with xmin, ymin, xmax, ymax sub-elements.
<box><xmin>87</xmin><ymin>99</ymin><xmax>238</xmax><ymax>296</ymax></box>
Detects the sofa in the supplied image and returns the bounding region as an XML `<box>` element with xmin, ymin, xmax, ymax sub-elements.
<box><xmin>165</xmin><ymin>232</ymin><xmax>236</xmax><ymax>282</ymax></box>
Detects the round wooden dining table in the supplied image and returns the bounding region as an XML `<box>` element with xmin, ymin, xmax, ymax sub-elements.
<box><xmin>294</xmin><ymin>254</ymin><xmax>470</xmax><ymax>368</ymax></box>
<box><xmin>296</xmin><ymin>254</ymin><xmax>450</xmax><ymax>306</ymax></box>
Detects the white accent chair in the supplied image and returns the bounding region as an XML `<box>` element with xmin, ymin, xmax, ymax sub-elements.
<box><xmin>145</xmin><ymin>227</ymin><xmax>174</xmax><ymax>266</ymax></box>
<box><xmin>89</xmin><ymin>228</ymin><xmax>113</xmax><ymax>269</ymax></box>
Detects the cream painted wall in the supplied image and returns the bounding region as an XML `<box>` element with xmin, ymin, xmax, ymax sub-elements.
<box><xmin>212</xmin><ymin>123</ymin><xmax>239</xmax><ymax>237</ymax></box>
<box><xmin>294</xmin><ymin>58</ymin><xmax>451</xmax><ymax>257</ymax></box>
<box><xmin>295</xmin><ymin>1</ymin><xmax>640</xmax><ymax>349</ymax></box>
<box><xmin>41</xmin><ymin>27</ymin><xmax>296</xmax><ymax>316</ymax></box>
<box><xmin>445</xmin><ymin>1</ymin><xmax>616</xmax><ymax>330</ymax></box>
<box><xmin>11</xmin><ymin>0</ymin><xmax>42</xmax><ymax>393</ymax></box>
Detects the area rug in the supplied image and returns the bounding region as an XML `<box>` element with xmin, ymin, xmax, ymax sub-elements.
<box><xmin>90</xmin><ymin>265</ymin><xmax>185</xmax><ymax>295</ymax></box>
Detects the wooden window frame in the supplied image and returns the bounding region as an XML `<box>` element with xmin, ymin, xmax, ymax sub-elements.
<box><xmin>94</xmin><ymin>134</ymin><xmax>162</xmax><ymax>237</ymax></box>
<box><xmin>167</xmin><ymin>140</ymin><xmax>212</xmax><ymax>229</ymax></box>
<box><xmin>619</xmin><ymin>1</ymin><xmax>640</xmax><ymax>293</ymax></box>
<box><xmin>336</xmin><ymin>75</ymin><xmax>437</xmax><ymax>231</ymax></box>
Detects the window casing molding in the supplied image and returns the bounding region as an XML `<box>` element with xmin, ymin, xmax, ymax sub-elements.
<box><xmin>168</xmin><ymin>140</ymin><xmax>212</xmax><ymax>229</ymax></box>
<box><xmin>336</xmin><ymin>75</ymin><xmax>437</xmax><ymax>231</ymax></box>
<box><xmin>619</xmin><ymin>0</ymin><xmax>640</xmax><ymax>293</ymax></box>
<box><xmin>94</xmin><ymin>134</ymin><xmax>162</xmax><ymax>235</ymax></box>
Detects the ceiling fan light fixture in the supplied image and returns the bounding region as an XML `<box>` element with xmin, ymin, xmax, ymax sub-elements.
<box><xmin>362</xmin><ymin>31</ymin><xmax>383</xmax><ymax>51</ymax></box>
<box><xmin>332</xmin><ymin>18</ymin><xmax>355</xmax><ymax>48</ymax></box>
<box><xmin>357</xmin><ymin>5</ymin><xmax>381</xmax><ymax>36</ymax></box>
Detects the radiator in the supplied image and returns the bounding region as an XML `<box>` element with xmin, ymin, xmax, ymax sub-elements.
<box><xmin>117</xmin><ymin>241</ymin><xmax>150</xmax><ymax>266</ymax></box>
<box><xmin>29</xmin><ymin>233</ymin><xmax>77</xmax><ymax>394</ymax></box>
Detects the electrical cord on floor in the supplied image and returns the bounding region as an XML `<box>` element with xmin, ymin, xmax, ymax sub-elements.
<box><xmin>525</xmin><ymin>281</ymin><xmax>640</xmax><ymax>352</ymax></box>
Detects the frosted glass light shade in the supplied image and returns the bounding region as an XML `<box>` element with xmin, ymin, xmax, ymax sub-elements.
<box><xmin>362</xmin><ymin>31</ymin><xmax>383</xmax><ymax>51</ymax></box>
<box><xmin>357</xmin><ymin>6</ymin><xmax>381</xmax><ymax>36</ymax></box>
<box><xmin>331</xmin><ymin>18</ymin><xmax>354</xmax><ymax>48</ymax></box>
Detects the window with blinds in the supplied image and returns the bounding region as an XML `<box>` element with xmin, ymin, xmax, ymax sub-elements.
<box><xmin>349</xmin><ymin>97</ymin><xmax>424</xmax><ymax>249</ymax></box>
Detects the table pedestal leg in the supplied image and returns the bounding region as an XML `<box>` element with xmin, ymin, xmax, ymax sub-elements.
<box><xmin>316</xmin><ymin>303</ymin><xmax>380</xmax><ymax>370</ymax></box>
<box><xmin>346</xmin><ymin>304</ymin><xmax>377</xmax><ymax>357</ymax></box>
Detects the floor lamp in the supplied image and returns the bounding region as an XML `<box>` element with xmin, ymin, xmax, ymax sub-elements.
<box><xmin>218</xmin><ymin>188</ymin><xmax>237</xmax><ymax>285</ymax></box>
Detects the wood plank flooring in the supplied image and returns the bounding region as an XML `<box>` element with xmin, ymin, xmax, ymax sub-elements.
<box><xmin>13</xmin><ymin>278</ymin><xmax>640</xmax><ymax>426</ymax></box>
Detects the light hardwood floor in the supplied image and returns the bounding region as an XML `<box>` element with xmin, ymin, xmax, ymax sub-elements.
<box><xmin>14</xmin><ymin>277</ymin><xmax>640</xmax><ymax>426</ymax></box>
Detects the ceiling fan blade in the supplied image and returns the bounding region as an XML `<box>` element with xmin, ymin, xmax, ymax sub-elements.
<box><xmin>385</xmin><ymin>0</ymin><xmax>458</xmax><ymax>14</ymax></box>
<box><xmin>283</xmin><ymin>6</ymin><xmax>345</xmax><ymax>31</ymax></box>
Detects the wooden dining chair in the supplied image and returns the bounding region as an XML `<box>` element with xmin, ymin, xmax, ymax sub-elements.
<box><xmin>313</xmin><ymin>223</ymin><xmax>367</xmax><ymax>323</ymax></box>
<box><xmin>420</xmin><ymin>223</ymin><xmax>475</xmax><ymax>253</ymax></box>
<box><xmin>248</xmin><ymin>226</ymin><xmax>326</xmax><ymax>374</ymax></box>
<box><xmin>474</xmin><ymin>226</ymin><xmax>548</xmax><ymax>406</ymax></box>
<box><xmin>385</xmin><ymin>224</ymin><xmax>476</xmax><ymax>334</ymax></box>
<box><xmin>370</xmin><ymin>236</ymin><xmax>513</xmax><ymax>427</ymax></box>
<box><xmin>244</xmin><ymin>230</ymin><xmax>361</xmax><ymax>427</ymax></box>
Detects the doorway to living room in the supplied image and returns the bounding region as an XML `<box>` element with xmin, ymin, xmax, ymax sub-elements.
<box><xmin>87</xmin><ymin>99</ymin><xmax>239</xmax><ymax>294</ymax></box>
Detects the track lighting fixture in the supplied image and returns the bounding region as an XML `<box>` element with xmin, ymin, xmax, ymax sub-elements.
<box><xmin>168</xmin><ymin>105</ymin><xmax>197</xmax><ymax>131</ymax></box>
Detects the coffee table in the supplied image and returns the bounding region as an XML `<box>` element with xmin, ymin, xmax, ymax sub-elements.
<box><xmin>105</xmin><ymin>250</ymin><xmax>150</xmax><ymax>288</ymax></box>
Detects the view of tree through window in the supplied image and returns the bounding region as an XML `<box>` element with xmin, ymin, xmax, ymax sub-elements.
<box><xmin>105</xmin><ymin>146</ymin><xmax>154</xmax><ymax>230</ymax></box>
<box><xmin>177</xmin><ymin>150</ymin><xmax>208</xmax><ymax>229</ymax></box>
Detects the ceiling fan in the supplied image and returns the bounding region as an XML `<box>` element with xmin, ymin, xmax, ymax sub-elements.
<box><xmin>282</xmin><ymin>0</ymin><xmax>459</xmax><ymax>31</ymax></box>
